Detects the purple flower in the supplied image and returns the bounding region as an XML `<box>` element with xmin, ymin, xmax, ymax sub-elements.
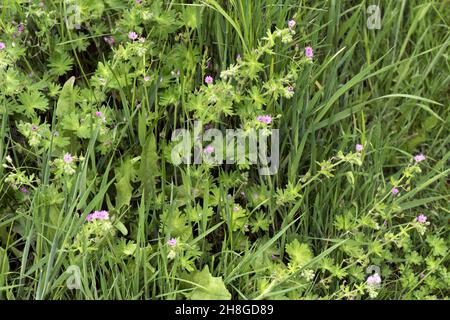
<box><xmin>18</xmin><ymin>23</ymin><xmax>25</xmax><ymax>33</ymax></box>
<box><xmin>20</xmin><ymin>187</ymin><xmax>29</xmax><ymax>194</ymax></box>
<box><xmin>128</xmin><ymin>31</ymin><xmax>138</xmax><ymax>41</ymax></box>
<box><xmin>419</xmin><ymin>272</ymin><xmax>425</xmax><ymax>279</ymax></box>
<box><xmin>233</xmin><ymin>206</ymin><xmax>239</xmax><ymax>212</ymax></box>
<box><xmin>416</xmin><ymin>214</ymin><xmax>427</xmax><ymax>224</ymax></box>
<box><xmin>136</xmin><ymin>0</ymin><xmax>142</xmax><ymax>4</ymax></box>
<box><xmin>203</xmin><ymin>145</ymin><xmax>215</xmax><ymax>154</ymax></box>
<box><xmin>356</xmin><ymin>144</ymin><xmax>364</xmax><ymax>152</ymax></box>
<box><xmin>205</xmin><ymin>75</ymin><xmax>214</xmax><ymax>85</ymax></box>
<box><xmin>256</xmin><ymin>115</ymin><xmax>273</xmax><ymax>124</ymax></box>
<box><xmin>305</xmin><ymin>46</ymin><xmax>313</xmax><ymax>59</ymax></box>
<box><xmin>391</xmin><ymin>187</ymin><xmax>399</xmax><ymax>196</ymax></box>
<box><xmin>0</xmin><ymin>42</ymin><xmax>6</xmax><ymax>50</ymax></box>
<box><xmin>414</xmin><ymin>153</ymin><xmax>426</xmax><ymax>163</ymax></box>
<box><xmin>288</xmin><ymin>19</ymin><xmax>296</xmax><ymax>29</ymax></box>
<box><xmin>236</xmin><ymin>54</ymin><xmax>242</xmax><ymax>61</ymax></box>
<box><xmin>63</xmin><ymin>153</ymin><xmax>73</xmax><ymax>164</ymax></box>
<box><xmin>86</xmin><ymin>210</ymin><xmax>109</xmax><ymax>222</ymax></box>
<box><xmin>31</xmin><ymin>124</ymin><xmax>38</xmax><ymax>131</ymax></box>
<box><xmin>95</xmin><ymin>111</ymin><xmax>102</xmax><ymax>117</ymax></box>
<box><xmin>167</xmin><ymin>238</ymin><xmax>177</xmax><ymax>247</ymax></box>
<box><xmin>93</xmin><ymin>210</ymin><xmax>109</xmax><ymax>220</ymax></box>
<box><xmin>366</xmin><ymin>273</ymin><xmax>381</xmax><ymax>286</ymax></box>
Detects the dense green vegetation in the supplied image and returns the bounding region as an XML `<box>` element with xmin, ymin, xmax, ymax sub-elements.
<box><xmin>0</xmin><ymin>0</ymin><xmax>449</xmax><ymax>300</ymax></box>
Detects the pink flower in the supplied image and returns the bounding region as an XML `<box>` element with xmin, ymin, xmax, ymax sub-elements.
<box><xmin>256</xmin><ymin>115</ymin><xmax>273</xmax><ymax>124</ymax></box>
<box><xmin>204</xmin><ymin>145</ymin><xmax>215</xmax><ymax>154</ymax></box>
<box><xmin>391</xmin><ymin>187</ymin><xmax>399</xmax><ymax>196</ymax></box>
<box><xmin>143</xmin><ymin>75</ymin><xmax>151</xmax><ymax>82</ymax></box>
<box><xmin>167</xmin><ymin>238</ymin><xmax>177</xmax><ymax>247</ymax></box>
<box><xmin>93</xmin><ymin>210</ymin><xmax>109</xmax><ymax>220</ymax></box>
<box><xmin>31</xmin><ymin>124</ymin><xmax>38</xmax><ymax>131</ymax></box>
<box><xmin>85</xmin><ymin>210</ymin><xmax>109</xmax><ymax>222</ymax></box>
<box><xmin>128</xmin><ymin>31</ymin><xmax>138</xmax><ymax>40</ymax></box>
<box><xmin>205</xmin><ymin>75</ymin><xmax>214</xmax><ymax>85</ymax></box>
<box><xmin>288</xmin><ymin>19</ymin><xmax>296</xmax><ymax>29</ymax></box>
<box><xmin>416</xmin><ymin>214</ymin><xmax>427</xmax><ymax>224</ymax></box>
<box><xmin>20</xmin><ymin>187</ymin><xmax>29</xmax><ymax>194</ymax></box>
<box><xmin>95</xmin><ymin>111</ymin><xmax>102</xmax><ymax>117</ymax></box>
<box><xmin>305</xmin><ymin>46</ymin><xmax>313</xmax><ymax>59</ymax></box>
<box><xmin>233</xmin><ymin>206</ymin><xmax>239</xmax><ymax>212</ymax></box>
<box><xmin>0</xmin><ymin>42</ymin><xmax>6</xmax><ymax>50</ymax></box>
<box><xmin>38</xmin><ymin>1</ymin><xmax>44</xmax><ymax>7</ymax></box>
<box><xmin>414</xmin><ymin>153</ymin><xmax>426</xmax><ymax>163</ymax></box>
<box><xmin>356</xmin><ymin>144</ymin><xmax>364</xmax><ymax>152</ymax></box>
<box><xmin>136</xmin><ymin>0</ymin><xmax>142</xmax><ymax>4</ymax></box>
<box><xmin>63</xmin><ymin>153</ymin><xmax>73</xmax><ymax>164</ymax></box>
<box><xmin>366</xmin><ymin>273</ymin><xmax>381</xmax><ymax>286</ymax></box>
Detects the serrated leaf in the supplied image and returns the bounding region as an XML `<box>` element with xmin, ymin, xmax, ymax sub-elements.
<box><xmin>18</xmin><ymin>90</ymin><xmax>48</xmax><ymax>117</ymax></box>
<box><xmin>286</xmin><ymin>239</ymin><xmax>313</xmax><ymax>268</ymax></box>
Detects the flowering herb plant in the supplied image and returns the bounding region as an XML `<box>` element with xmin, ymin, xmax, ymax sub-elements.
<box><xmin>0</xmin><ymin>0</ymin><xmax>448</xmax><ymax>300</ymax></box>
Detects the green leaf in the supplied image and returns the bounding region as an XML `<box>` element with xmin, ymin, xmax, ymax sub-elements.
<box><xmin>185</xmin><ymin>266</ymin><xmax>231</xmax><ymax>300</ymax></box>
<box><xmin>114</xmin><ymin>158</ymin><xmax>134</xmax><ymax>210</ymax></box>
<box><xmin>115</xmin><ymin>176</ymin><xmax>132</xmax><ymax>210</ymax></box>
<box><xmin>18</xmin><ymin>90</ymin><xmax>48</xmax><ymax>117</ymax></box>
<box><xmin>56</xmin><ymin>76</ymin><xmax>76</xmax><ymax>118</ymax></box>
<box><xmin>139</xmin><ymin>133</ymin><xmax>158</xmax><ymax>201</ymax></box>
<box><xmin>286</xmin><ymin>239</ymin><xmax>313</xmax><ymax>268</ymax></box>
<box><xmin>0</xmin><ymin>247</ymin><xmax>10</xmax><ymax>290</ymax></box>
<box><xmin>48</xmin><ymin>50</ymin><xmax>74</xmax><ymax>76</ymax></box>
<box><xmin>115</xmin><ymin>221</ymin><xmax>128</xmax><ymax>236</ymax></box>
<box><xmin>122</xmin><ymin>241</ymin><xmax>136</xmax><ymax>255</ymax></box>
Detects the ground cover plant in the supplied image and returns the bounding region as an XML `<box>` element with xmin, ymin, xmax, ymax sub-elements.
<box><xmin>0</xmin><ymin>0</ymin><xmax>449</xmax><ymax>300</ymax></box>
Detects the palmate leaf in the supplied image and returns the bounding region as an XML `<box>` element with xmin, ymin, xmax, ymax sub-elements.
<box><xmin>47</xmin><ymin>50</ymin><xmax>74</xmax><ymax>76</ymax></box>
<box><xmin>17</xmin><ymin>90</ymin><xmax>49</xmax><ymax>118</ymax></box>
<box><xmin>1</xmin><ymin>68</ymin><xmax>22</xmax><ymax>95</ymax></box>
<box><xmin>285</xmin><ymin>239</ymin><xmax>313</xmax><ymax>268</ymax></box>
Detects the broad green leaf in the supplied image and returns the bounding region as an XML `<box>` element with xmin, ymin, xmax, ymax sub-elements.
<box><xmin>56</xmin><ymin>76</ymin><xmax>76</xmax><ymax>118</ymax></box>
<box><xmin>185</xmin><ymin>266</ymin><xmax>231</xmax><ymax>300</ymax></box>
<box><xmin>115</xmin><ymin>176</ymin><xmax>132</xmax><ymax>210</ymax></box>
